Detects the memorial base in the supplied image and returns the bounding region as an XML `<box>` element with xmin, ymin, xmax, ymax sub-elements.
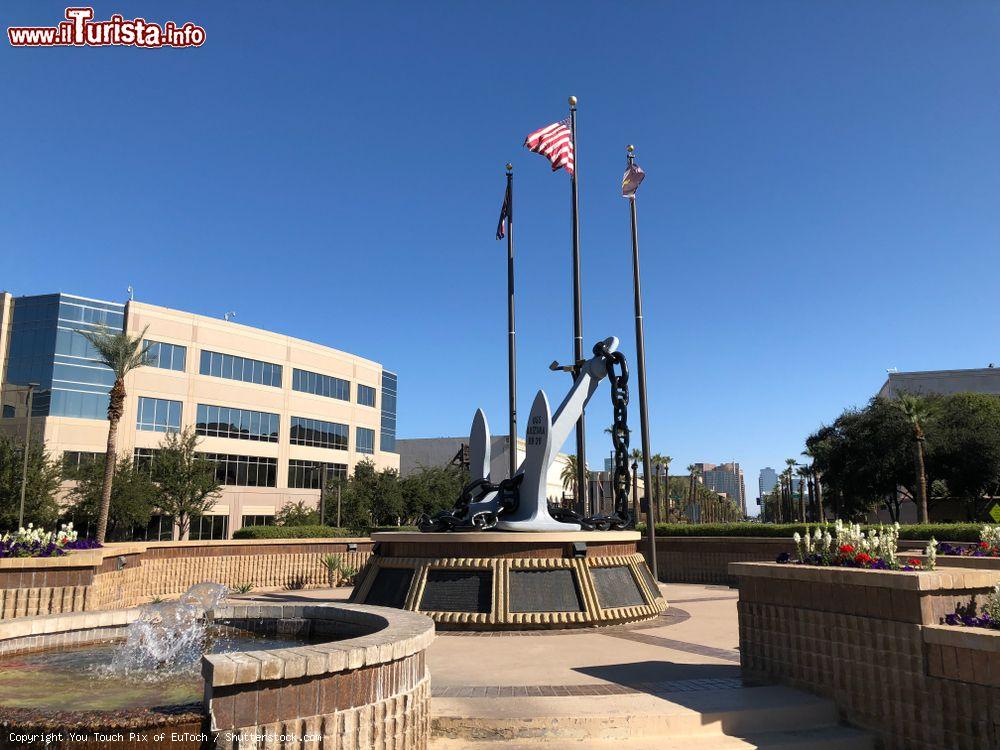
<box><xmin>350</xmin><ymin>531</ymin><xmax>666</xmax><ymax>630</ymax></box>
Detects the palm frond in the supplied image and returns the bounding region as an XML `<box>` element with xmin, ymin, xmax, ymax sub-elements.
<box><xmin>78</xmin><ymin>325</ymin><xmax>152</xmax><ymax>379</ymax></box>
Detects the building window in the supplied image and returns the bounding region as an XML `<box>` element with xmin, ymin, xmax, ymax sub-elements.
<box><xmin>289</xmin><ymin>416</ymin><xmax>348</xmax><ymax>450</ymax></box>
<box><xmin>136</xmin><ymin>396</ymin><xmax>182</xmax><ymax>432</ymax></box>
<box><xmin>62</xmin><ymin>451</ymin><xmax>104</xmax><ymax>476</ymax></box>
<box><xmin>199</xmin><ymin>453</ymin><xmax>277</xmax><ymax>487</ymax></box>
<box><xmin>189</xmin><ymin>515</ymin><xmax>229</xmax><ymax>540</ymax></box>
<box><xmin>199</xmin><ymin>350</ymin><xmax>282</xmax><ymax>388</ymax></box>
<box><xmin>381</xmin><ymin>371</ymin><xmax>397</xmax><ymax>453</ymax></box>
<box><xmin>292</xmin><ymin>368</ymin><xmax>350</xmax><ymax>401</ymax></box>
<box><xmin>143</xmin><ymin>514</ymin><xmax>174</xmax><ymax>541</ymax></box>
<box><xmin>144</xmin><ymin>340</ymin><xmax>187</xmax><ymax>372</ymax></box>
<box><xmin>240</xmin><ymin>515</ymin><xmax>274</xmax><ymax>528</ymax></box>
<box><xmin>133</xmin><ymin>447</ymin><xmax>158</xmax><ymax>475</ymax></box>
<box><xmin>357</xmin><ymin>384</ymin><xmax>376</xmax><ymax>407</ymax></box>
<box><xmin>356</xmin><ymin>427</ymin><xmax>375</xmax><ymax>455</ymax></box>
<box><xmin>196</xmin><ymin>404</ymin><xmax>279</xmax><ymax>442</ymax></box>
<box><xmin>288</xmin><ymin>460</ymin><xmax>348</xmax><ymax>489</ymax></box>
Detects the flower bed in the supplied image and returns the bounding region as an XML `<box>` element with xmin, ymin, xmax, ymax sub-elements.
<box><xmin>775</xmin><ymin>520</ymin><xmax>937</xmax><ymax>571</ymax></box>
<box><xmin>936</xmin><ymin>525</ymin><xmax>1000</xmax><ymax>558</ymax></box>
<box><xmin>0</xmin><ymin>524</ymin><xmax>101</xmax><ymax>558</ymax></box>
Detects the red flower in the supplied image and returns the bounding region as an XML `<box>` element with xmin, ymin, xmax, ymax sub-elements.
<box><xmin>854</xmin><ymin>552</ymin><xmax>872</xmax><ymax>564</ymax></box>
<box><xmin>907</xmin><ymin>558</ymin><xmax>922</xmax><ymax>567</ymax></box>
<box><xmin>839</xmin><ymin>544</ymin><xmax>855</xmax><ymax>555</ymax></box>
<box><xmin>979</xmin><ymin>541</ymin><xmax>989</xmax><ymax>549</ymax></box>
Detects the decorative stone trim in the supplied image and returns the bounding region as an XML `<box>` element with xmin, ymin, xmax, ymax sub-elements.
<box><xmin>355</xmin><ymin>534</ymin><xmax>665</xmax><ymax>630</ymax></box>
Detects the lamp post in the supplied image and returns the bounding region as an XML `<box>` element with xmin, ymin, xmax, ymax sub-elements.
<box><xmin>18</xmin><ymin>383</ymin><xmax>39</xmax><ymax>530</ymax></box>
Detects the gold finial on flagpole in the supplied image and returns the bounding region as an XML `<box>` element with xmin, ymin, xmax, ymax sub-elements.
<box><xmin>506</xmin><ymin>163</ymin><xmax>513</xmax><ymax>172</ymax></box>
<box><xmin>627</xmin><ymin>144</ymin><xmax>635</xmax><ymax>153</ymax></box>
<box><xmin>568</xmin><ymin>95</ymin><xmax>577</xmax><ymax>107</ymax></box>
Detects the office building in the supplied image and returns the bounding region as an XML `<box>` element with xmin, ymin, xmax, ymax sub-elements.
<box><xmin>878</xmin><ymin>367</ymin><xmax>1000</xmax><ymax>399</ymax></box>
<box><xmin>694</xmin><ymin>461</ymin><xmax>747</xmax><ymax>515</ymax></box>
<box><xmin>0</xmin><ymin>292</ymin><xmax>399</xmax><ymax>539</ymax></box>
<box><xmin>759</xmin><ymin>467</ymin><xmax>778</xmax><ymax>498</ymax></box>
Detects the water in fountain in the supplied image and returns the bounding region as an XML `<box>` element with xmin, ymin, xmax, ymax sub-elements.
<box><xmin>100</xmin><ymin>581</ymin><xmax>230</xmax><ymax>679</ymax></box>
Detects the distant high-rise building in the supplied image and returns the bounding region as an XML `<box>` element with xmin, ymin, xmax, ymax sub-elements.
<box><xmin>695</xmin><ymin>462</ymin><xmax>746</xmax><ymax>515</ymax></box>
<box><xmin>759</xmin><ymin>467</ymin><xmax>778</xmax><ymax>498</ymax></box>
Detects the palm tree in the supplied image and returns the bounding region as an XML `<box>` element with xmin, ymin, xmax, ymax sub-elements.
<box><xmin>653</xmin><ymin>454</ymin><xmax>671</xmax><ymax>519</ymax></box>
<box><xmin>686</xmin><ymin>464</ymin><xmax>700</xmax><ymax>515</ymax></box>
<box><xmin>896</xmin><ymin>394</ymin><xmax>931</xmax><ymax>523</ymax></box>
<box><xmin>79</xmin><ymin>325</ymin><xmax>150</xmax><ymax>543</ymax></box>
<box><xmin>785</xmin><ymin>458</ymin><xmax>798</xmax><ymax>521</ymax></box>
<box><xmin>561</xmin><ymin>454</ymin><xmax>587</xmax><ymax>503</ymax></box>
<box><xmin>796</xmin><ymin>466</ymin><xmax>810</xmax><ymax>522</ymax></box>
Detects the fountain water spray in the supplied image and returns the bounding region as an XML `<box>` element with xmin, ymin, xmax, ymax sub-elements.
<box><xmin>102</xmin><ymin>582</ymin><xmax>229</xmax><ymax>680</ymax></box>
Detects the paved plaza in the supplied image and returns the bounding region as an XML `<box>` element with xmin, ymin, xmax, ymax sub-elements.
<box><xmin>247</xmin><ymin>583</ymin><xmax>874</xmax><ymax>749</ymax></box>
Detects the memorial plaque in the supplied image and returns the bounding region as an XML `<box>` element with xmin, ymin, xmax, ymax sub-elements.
<box><xmin>509</xmin><ymin>568</ymin><xmax>583</xmax><ymax>613</ymax></box>
<box><xmin>364</xmin><ymin>567</ymin><xmax>414</xmax><ymax>609</ymax></box>
<box><xmin>419</xmin><ymin>569</ymin><xmax>492</xmax><ymax>613</ymax></box>
<box><xmin>591</xmin><ymin>565</ymin><xmax>645</xmax><ymax>609</ymax></box>
<box><xmin>637</xmin><ymin>561</ymin><xmax>660</xmax><ymax>600</ymax></box>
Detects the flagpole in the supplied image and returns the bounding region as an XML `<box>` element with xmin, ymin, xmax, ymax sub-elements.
<box><xmin>569</xmin><ymin>95</ymin><xmax>588</xmax><ymax>516</ymax></box>
<box><xmin>505</xmin><ymin>163</ymin><xmax>518</xmax><ymax>479</ymax></box>
<box><xmin>627</xmin><ymin>144</ymin><xmax>657</xmax><ymax>580</ymax></box>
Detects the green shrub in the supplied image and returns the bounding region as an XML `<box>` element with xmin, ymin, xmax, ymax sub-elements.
<box><xmin>232</xmin><ymin>525</ymin><xmax>357</xmax><ymax>539</ymax></box>
<box><xmin>635</xmin><ymin>522</ymin><xmax>984</xmax><ymax>542</ymax></box>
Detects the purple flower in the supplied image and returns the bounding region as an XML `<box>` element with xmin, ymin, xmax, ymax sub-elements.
<box><xmin>776</xmin><ymin>552</ymin><xmax>791</xmax><ymax>564</ymax></box>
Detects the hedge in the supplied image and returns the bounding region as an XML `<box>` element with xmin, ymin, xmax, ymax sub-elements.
<box><xmin>232</xmin><ymin>525</ymin><xmax>358</xmax><ymax>539</ymax></box>
<box><xmin>635</xmin><ymin>522</ymin><xmax>985</xmax><ymax>542</ymax></box>
<box><xmin>232</xmin><ymin>524</ymin><xmax>419</xmax><ymax>539</ymax></box>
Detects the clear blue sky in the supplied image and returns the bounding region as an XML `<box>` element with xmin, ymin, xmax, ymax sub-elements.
<box><xmin>5</xmin><ymin>1</ymin><xmax>1000</xmax><ymax>512</ymax></box>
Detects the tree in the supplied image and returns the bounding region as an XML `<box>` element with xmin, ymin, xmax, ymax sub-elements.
<box><xmin>561</xmin><ymin>455</ymin><xmax>583</xmax><ymax>501</ymax></box>
<box><xmin>275</xmin><ymin>500</ymin><xmax>320</xmax><ymax>527</ymax></box>
<box><xmin>928</xmin><ymin>393</ymin><xmax>1000</xmax><ymax>519</ymax></box>
<box><xmin>151</xmin><ymin>428</ymin><xmax>221</xmax><ymax>540</ymax></box>
<box><xmin>796</xmin><ymin>465</ymin><xmax>810</xmax><ymax>523</ymax></box>
<box><xmin>0</xmin><ymin>434</ymin><xmax>62</xmax><ymax>531</ymax></box>
<box><xmin>895</xmin><ymin>393</ymin><xmax>932</xmax><ymax>523</ymax></box>
<box><xmin>78</xmin><ymin>324</ymin><xmax>150</xmax><ymax>543</ymax></box>
<box><xmin>64</xmin><ymin>454</ymin><xmax>156</xmax><ymax>540</ymax></box>
<box><xmin>400</xmin><ymin>465</ymin><xmax>468</xmax><ymax>525</ymax></box>
<box><xmin>686</xmin><ymin>464</ymin><xmax>700</xmax><ymax>515</ymax></box>
<box><xmin>784</xmin><ymin>458</ymin><xmax>798</xmax><ymax>521</ymax></box>
<box><xmin>340</xmin><ymin>459</ymin><xmax>404</xmax><ymax>530</ymax></box>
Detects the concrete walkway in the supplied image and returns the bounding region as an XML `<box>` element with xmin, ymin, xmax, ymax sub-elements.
<box><xmin>246</xmin><ymin>584</ymin><xmax>873</xmax><ymax>748</ymax></box>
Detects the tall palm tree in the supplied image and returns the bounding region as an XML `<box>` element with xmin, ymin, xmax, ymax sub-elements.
<box><xmin>785</xmin><ymin>458</ymin><xmax>798</xmax><ymax>521</ymax></box>
<box><xmin>561</xmin><ymin>454</ymin><xmax>589</xmax><ymax>503</ymax></box>
<box><xmin>796</xmin><ymin>466</ymin><xmax>810</xmax><ymax>522</ymax></box>
<box><xmin>656</xmin><ymin>454</ymin><xmax>672</xmax><ymax>519</ymax></box>
<box><xmin>896</xmin><ymin>394</ymin><xmax>931</xmax><ymax>523</ymax></box>
<box><xmin>686</xmin><ymin>464</ymin><xmax>700</xmax><ymax>515</ymax></box>
<box><xmin>79</xmin><ymin>325</ymin><xmax>150</xmax><ymax>544</ymax></box>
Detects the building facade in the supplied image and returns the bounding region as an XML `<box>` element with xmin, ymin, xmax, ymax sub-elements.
<box><xmin>878</xmin><ymin>367</ymin><xmax>1000</xmax><ymax>399</ymax></box>
<box><xmin>694</xmin><ymin>461</ymin><xmax>747</xmax><ymax>515</ymax></box>
<box><xmin>0</xmin><ymin>292</ymin><xmax>399</xmax><ymax>539</ymax></box>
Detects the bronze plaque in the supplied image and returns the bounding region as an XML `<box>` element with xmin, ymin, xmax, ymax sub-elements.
<box><xmin>592</xmin><ymin>565</ymin><xmax>645</xmax><ymax>609</ymax></box>
<box><xmin>420</xmin><ymin>569</ymin><xmax>492</xmax><ymax>613</ymax></box>
<box><xmin>364</xmin><ymin>567</ymin><xmax>414</xmax><ymax>609</ymax></box>
<box><xmin>509</xmin><ymin>568</ymin><xmax>584</xmax><ymax>613</ymax></box>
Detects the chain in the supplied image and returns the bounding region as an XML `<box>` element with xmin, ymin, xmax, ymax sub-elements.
<box><xmin>596</xmin><ymin>340</ymin><xmax>632</xmax><ymax>528</ymax></box>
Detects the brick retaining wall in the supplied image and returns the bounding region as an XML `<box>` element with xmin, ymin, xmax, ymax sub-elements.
<box><xmin>640</xmin><ymin>536</ymin><xmax>794</xmax><ymax>586</ymax></box>
<box><xmin>732</xmin><ymin>561</ymin><xmax>1000</xmax><ymax>749</ymax></box>
<box><xmin>0</xmin><ymin>539</ymin><xmax>374</xmax><ymax>619</ymax></box>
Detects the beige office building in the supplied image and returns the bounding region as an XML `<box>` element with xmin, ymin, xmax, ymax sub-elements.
<box><xmin>0</xmin><ymin>292</ymin><xmax>399</xmax><ymax>539</ymax></box>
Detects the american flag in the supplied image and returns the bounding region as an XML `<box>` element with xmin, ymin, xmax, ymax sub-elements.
<box><xmin>524</xmin><ymin>117</ymin><xmax>574</xmax><ymax>175</ymax></box>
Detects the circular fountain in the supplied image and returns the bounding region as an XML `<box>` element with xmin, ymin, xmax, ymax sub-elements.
<box><xmin>0</xmin><ymin>583</ymin><xmax>434</xmax><ymax>750</ymax></box>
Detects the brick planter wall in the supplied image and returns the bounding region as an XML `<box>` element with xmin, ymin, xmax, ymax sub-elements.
<box><xmin>204</xmin><ymin>603</ymin><xmax>434</xmax><ymax>750</ymax></box>
<box><xmin>732</xmin><ymin>561</ymin><xmax>1000</xmax><ymax>749</ymax></box>
<box><xmin>640</xmin><ymin>537</ymin><xmax>794</xmax><ymax>586</ymax></box>
<box><xmin>0</xmin><ymin>539</ymin><xmax>374</xmax><ymax>620</ymax></box>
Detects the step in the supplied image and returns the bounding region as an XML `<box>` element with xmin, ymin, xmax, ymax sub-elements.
<box><xmin>430</xmin><ymin>725</ymin><xmax>875</xmax><ymax>750</ymax></box>
<box><xmin>431</xmin><ymin>685</ymin><xmax>840</xmax><ymax>742</ymax></box>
